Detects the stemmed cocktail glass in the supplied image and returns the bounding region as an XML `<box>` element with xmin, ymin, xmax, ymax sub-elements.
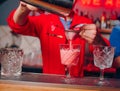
<box><xmin>59</xmin><ymin>44</ymin><xmax>80</xmax><ymax>83</ymax></box>
<box><xmin>93</xmin><ymin>45</ymin><xmax>115</xmax><ymax>86</ymax></box>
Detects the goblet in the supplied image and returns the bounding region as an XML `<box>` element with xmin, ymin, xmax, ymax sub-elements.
<box><xmin>0</xmin><ymin>48</ymin><xmax>23</xmax><ymax>77</ymax></box>
<box><xmin>59</xmin><ymin>44</ymin><xmax>80</xmax><ymax>83</ymax></box>
<box><xmin>93</xmin><ymin>45</ymin><xmax>115</xmax><ymax>86</ymax></box>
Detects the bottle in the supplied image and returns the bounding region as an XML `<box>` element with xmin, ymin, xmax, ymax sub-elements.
<box><xmin>100</xmin><ymin>11</ymin><xmax>107</xmax><ymax>29</ymax></box>
<box><xmin>106</xmin><ymin>17</ymin><xmax>111</xmax><ymax>29</ymax></box>
<box><xmin>94</xmin><ymin>17</ymin><xmax>101</xmax><ymax>29</ymax></box>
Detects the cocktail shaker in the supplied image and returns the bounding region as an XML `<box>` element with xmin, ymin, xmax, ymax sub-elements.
<box><xmin>20</xmin><ymin>0</ymin><xmax>74</xmax><ymax>17</ymax></box>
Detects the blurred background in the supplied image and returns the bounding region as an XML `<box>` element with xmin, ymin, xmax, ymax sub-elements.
<box><xmin>0</xmin><ymin>0</ymin><xmax>43</xmax><ymax>73</ymax></box>
<box><xmin>0</xmin><ymin>0</ymin><xmax>120</xmax><ymax>76</ymax></box>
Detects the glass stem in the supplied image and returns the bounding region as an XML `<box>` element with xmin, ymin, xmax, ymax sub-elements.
<box><xmin>65</xmin><ymin>65</ymin><xmax>71</xmax><ymax>78</ymax></box>
<box><xmin>100</xmin><ymin>69</ymin><xmax>104</xmax><ymax>81</ymax></box>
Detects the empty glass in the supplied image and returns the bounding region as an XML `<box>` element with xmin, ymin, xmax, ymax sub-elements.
<box><xmin>93</xmin><ymin>45</ymin><xmax>115</xmax><ymax>86</ymax></box>
<box><xmin>0</xmin><ymin>48</ymin><xmax>23</xmax><ymax>76</ymax></box>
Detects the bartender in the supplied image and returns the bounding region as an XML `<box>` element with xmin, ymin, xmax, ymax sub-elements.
<box><xmin>7</xmin><ymin>0</ymin><xmax>107</xmax><ymax>77</ymax></box>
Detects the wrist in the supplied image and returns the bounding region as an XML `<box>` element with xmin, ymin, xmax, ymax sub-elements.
<box><xmin>19</xmin><ymin>3</ymin><xmax>30</xmax><ymax>14</ymax></box>
<box><xmin>13</xmin><ymin>5</ymin><xmax>30</xmax><ymax>25</ymax></box>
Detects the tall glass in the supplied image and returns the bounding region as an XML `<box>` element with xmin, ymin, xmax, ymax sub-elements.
<box><xmin>93</xmin><ymin>45</ymin><xmax>115</xmax><ymax>86</ymax></box>
<box><xmin>0</xmin><ymin>48</ymin><xmax>23</xmax><ymax>77</ymax></box>
<box><xmin>59</xmin><ymin>44</ymin><xmax>80</xmax><ymax>83</ymax></box>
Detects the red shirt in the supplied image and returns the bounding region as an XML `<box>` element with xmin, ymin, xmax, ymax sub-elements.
<box><xmin>7</xmin><ymin>11</ymin><xmax>92</xmax><ymax>77</ymax></box>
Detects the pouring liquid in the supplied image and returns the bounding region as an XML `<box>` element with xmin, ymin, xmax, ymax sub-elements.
<box><xmin>69</xmin><ymin>40</ymin><xmax>73</xmax><ymax>49</ymax></box>
<box><xmin>63</xmin><ymin>16</ymin><xmax>74</xmax><ymax>50</ymax></box>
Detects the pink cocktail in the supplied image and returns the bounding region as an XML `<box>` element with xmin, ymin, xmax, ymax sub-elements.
<box><xmin>59</xmin><ymin>44</ymin><xmax>80</xmax><ymax>80</ymax></box>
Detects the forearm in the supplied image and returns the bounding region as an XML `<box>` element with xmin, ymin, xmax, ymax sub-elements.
<box><xmin>13</xmin><ymin>4</ymin><xmax>30</xmax><ymax>25</ymax></box>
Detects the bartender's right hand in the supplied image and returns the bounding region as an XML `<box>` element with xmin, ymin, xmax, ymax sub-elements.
<box><xmin>20</xmin><ymin>1</ymin><xmax>38</xmax><ymax>11</ymax></box>
<box><xmin>20</xmin><ymin>1</ymin><xmax>44</xmax><ymax>13</ymax></box>
<box><xmin>13</xmin><ymin>1</ymin><xmax>40</xmax><ymax>25</ymax></box>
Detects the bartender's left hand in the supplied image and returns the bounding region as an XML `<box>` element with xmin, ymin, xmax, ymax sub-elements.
<box><xmin>79</xmin><ymin>24</ymin><xmax>97</xmax><ymax>44</ymax></box>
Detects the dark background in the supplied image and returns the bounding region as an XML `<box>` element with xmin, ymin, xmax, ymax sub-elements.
<box><xmin>0</xmin><ymin>0</ymin><xmax>19</xmax><ymax>25</ymax></box>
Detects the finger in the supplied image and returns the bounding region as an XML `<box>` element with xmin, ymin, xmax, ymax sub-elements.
<box><xmin>20</xmin><ymin>1</ymin><xmax>27</xmax><ymax>7</ymax></box>
<box><xmin>27</xmin><ymin>4</ymin><xmax>38</xmax><ymax>11</ymax></box>
<box><xmin>82</xmin><ymin>35</ymin><xmax>94</xmax><ymax>43</ymax></box>
<box><xmin>82</xmin><ymin>24</ymin><xmax>96</xmax><ymax>30</ymax></box>
<box><xmin>80</xmin><ymin>29</ymin><xmax>96</xmax><ymax>38</ymax></box>
<box><xmin>84</xmin><ymin>30</ymin><xmax>96</xmax><ymax>36</ymax></box>
<box><xmin>81</xmin><ymin>32</ymin><xmax>96</xmax><ymax>43</ymax></box>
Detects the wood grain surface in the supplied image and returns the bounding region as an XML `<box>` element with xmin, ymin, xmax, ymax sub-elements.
<box><xmin>0</xmin><ymin>80</ymin><xmax>120</xmax><ymax>91</ymax></box>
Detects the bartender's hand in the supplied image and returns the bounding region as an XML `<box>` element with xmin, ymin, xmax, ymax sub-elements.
<box><xmin>79</xmin><ymin>24</ymin><xmax>97</xmax><ymax>44</ymax></box>
<box><xmin>20</xmin><ymin>1</ymin><xmax>38</xmax><ymax>11</ymax></box>
<box><xmin>13</xmin><ymin>1</ymin><xmax>43</xmax><ymax>25</ymax></box>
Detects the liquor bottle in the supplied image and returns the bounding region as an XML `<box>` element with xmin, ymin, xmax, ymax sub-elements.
<box><xmin>100</xmin><ymin>12</ymin><xmax>107</xmax><ymax>29</ymax></box>
<box><xmin>106</xmin><ymin>17</ymin><xmax>111</xmax><ymax>29</ymax></box>
<box><xmin>94</xmin><ymin>17</ymin><xmax>101</xmax><ymax>29</ymax></box>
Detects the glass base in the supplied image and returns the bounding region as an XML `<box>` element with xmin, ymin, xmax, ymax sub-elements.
<box><xmin>94</xmin><ymin>79</ymin><xmax>112</xmax><ymax>86</ymax></box>
<box><xmin>64</xmin><ymin>77</ymin><xmax>72</xmax><ymax>84</ymax></box>
<box><xmin>62</xmin><ymin>76</ymin><xmax>76</xmax><ymax>84</ymax></box>
<box><xmin>1</xmin><ymin>71</ymin><xmax>21</xmax><ymax>77</ymax></box>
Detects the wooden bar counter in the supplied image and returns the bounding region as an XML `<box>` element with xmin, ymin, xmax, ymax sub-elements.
<box><xmin>0</xmin><ymin>72</ymin><xmax>120</xmax><ymax>91</ymax></box>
